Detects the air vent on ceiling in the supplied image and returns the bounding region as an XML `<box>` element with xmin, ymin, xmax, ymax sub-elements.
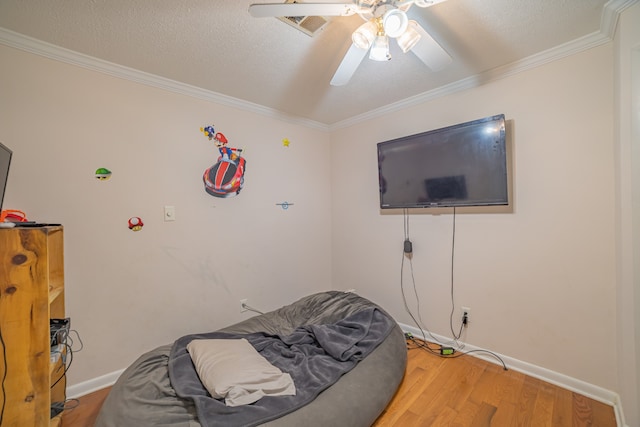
<box><xmin>277</xmin><ymin>0</ymin><xmax>329</xmax><ymax>37</ymax></box>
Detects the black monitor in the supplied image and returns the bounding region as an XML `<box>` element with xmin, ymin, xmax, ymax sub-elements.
<box><xmin>377</xmin><ymin>114</ymin><xmax>508</xmax><ymax>209</ymax></box>
<box><xmin>0</xmin><ymin>142</ymin><xmax>12</xmax><ymax>213</ymax></box>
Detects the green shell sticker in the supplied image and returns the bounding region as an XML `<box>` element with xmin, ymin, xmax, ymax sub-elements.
<box><xmin>95</xmin><ymin>168</ymin><xmax>112</xmax><ymax>180</ymax></box>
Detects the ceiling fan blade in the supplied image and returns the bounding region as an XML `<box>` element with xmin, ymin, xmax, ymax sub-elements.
<box><xmin>249</xmin><ymin>3</ymin><xmax>359</xmax><ymax>18</ymax></box>
<box><xmin>330</xmin><ymin>43</ymin><xmax>368</xmax><ymax>86</ymax></box>
<box><xmin>409</xmin><ymin>23</ymin><xmax>452</xmax><ymax>71</ymax></box>
<box><xmin>411</xmin><ymin>0</ymin><xmax>449</xmax><ymax>8</ymax></box>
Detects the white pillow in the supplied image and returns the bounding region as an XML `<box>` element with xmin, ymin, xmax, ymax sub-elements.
<box><xmin>186</xmin><ymin>338</ymin><xmax>296</xmax><ymax>407</ymax></box>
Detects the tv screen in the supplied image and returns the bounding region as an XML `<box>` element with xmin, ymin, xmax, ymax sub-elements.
<box><xmin>377</xmin><ymin>114</ymin><xmax>508</xmax><ymax>209</ymax></box>
<box><xmin>0</xmin><ymin>142</ymin><xmax>12</xmax><ymax>213</ymax></box>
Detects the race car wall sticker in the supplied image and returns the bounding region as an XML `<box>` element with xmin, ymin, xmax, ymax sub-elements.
<box><xmin>200</xmin><ymin>125</ymin><xmax>246</xmax><ymax>198</ymax></box>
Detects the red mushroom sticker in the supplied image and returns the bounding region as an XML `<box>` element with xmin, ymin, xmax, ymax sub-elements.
<box><xmin>128</xmin><ymin>217</ymin><xmax>144</xmax><ymax>231</ymax></box>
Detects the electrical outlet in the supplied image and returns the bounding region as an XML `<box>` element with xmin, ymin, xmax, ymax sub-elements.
<box><xmin>461</xmin><ymin>306</ymin><xmax>471</xmax><ymax>326</ymax></box>
<box><xmin>240</xmin><ymin>299</ymin><xmax>248</xmax><ymax>313</ymax></box>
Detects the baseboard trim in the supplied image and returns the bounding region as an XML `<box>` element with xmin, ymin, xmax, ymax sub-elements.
<box><xmin>399</xmin><ymin>323</ymin><xmax>628</xmax><ymax>427</ymax></box>
<box><xmin>65</xmin><ymin>325</ymin><xmax>628</xmax><ymax>427</ymax></box>
<box><xmin>67</xmin><ymin>369</ymin><xmax>124</xmax><ymax>399</ymax></box>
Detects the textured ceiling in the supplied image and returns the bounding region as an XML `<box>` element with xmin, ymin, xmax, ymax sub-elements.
<box><xmin>0</xmin><ymin>0</ymin><xmax>624</xmax><ymax>126</ymax></box>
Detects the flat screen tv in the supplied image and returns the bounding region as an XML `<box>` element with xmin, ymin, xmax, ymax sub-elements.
<box><xmin>0</xmin><ymin>142</ymin><xmax>11</xmax><ymax>213</ymax></box>
<box><xmin>377</xmin><ymin>114</ymin><xmax>508</xmax><ymax>209</ymax></box>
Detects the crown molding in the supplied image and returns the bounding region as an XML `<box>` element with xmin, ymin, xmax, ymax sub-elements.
<box><xmin>0</xmin><ymin>27</ymin><xmax>329</xmax><ymax>132</ymax></box>
<box><xmin>601</xmin><ymin>0</ymin><xmax>638</xmax><ymax>36</ymax></box>
<box><xmin>0</xmin><ymin>0</ymin><xmax>634</xmax><ymax>132</ymax></box>
<box><xmin>329</xmin><ymin>0</ymin><xmax>635</xmax><ymax>130</ymax></box>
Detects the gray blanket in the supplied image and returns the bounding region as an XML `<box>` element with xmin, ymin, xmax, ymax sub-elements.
<box><xmin>168</xmin><ymin>307</ymin><xmax>395</xmax><ymax>427</ymax></box>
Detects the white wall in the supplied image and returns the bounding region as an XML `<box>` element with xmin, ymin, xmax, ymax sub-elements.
<box><xmin>0</xmin><ymin>44</ymin><xmax>333</xmax><ymax>385</ymax></box>
<box><xmin>1</xmin><ymin>8</ymin><xmax>637</xmax><ymax>420</ymax></box>
<box><xmin>330</xmin><ymin>43</ymin><xmax>618</xmax><ymax>392</ymax></box>
<box><xmin>615</xmin><ymin>3</ymin><xmax>640</xmax><ymax>426</ymax></box>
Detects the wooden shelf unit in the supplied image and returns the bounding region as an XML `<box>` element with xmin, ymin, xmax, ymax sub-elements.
<box><xmin>0</xmin><ymin>226</ymin><xmax>66</xmax><ymax>426</ymax></box>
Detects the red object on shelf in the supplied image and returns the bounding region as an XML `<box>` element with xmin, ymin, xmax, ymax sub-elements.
<box><xmin>0</xmin><ymin>209</ymin><xmax>28</xmax><ymax>222</ymax></box>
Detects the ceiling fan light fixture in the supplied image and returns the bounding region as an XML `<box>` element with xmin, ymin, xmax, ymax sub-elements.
<box><xmin>369</xmin><ymin>35</ymin><xmax>390</xmax><ymax>61</ymax></box>
<box><xmin>413</xmin><ymin>0</ymin><xmax>435</xmax><ymax>7</ymax></box>
<box><xmin>382</xmin><ymin>9</ymin><xmax>408</xmax><ymax>38</ymax></box>
<box><xmin>396</xmin><ymin>20</ymin><xmax>422</xmax><ymax>53</ymax></box>
<box><xmin>352</xmin><ymin>20</ymin><xmax>377</xmax><ymax>49</ymax></box>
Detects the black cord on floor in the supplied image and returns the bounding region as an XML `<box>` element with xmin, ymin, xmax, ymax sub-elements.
<box><xmin>400</xmin><ymin>209</ymin><xmax>506</xmax><ymax>371</ymax></box>
<box><xmin>406</xmin><ymin>335</ymin><xmax>508</xmax><ymax>370</ymax></box>
<box><xmin>51</xmin><ymin>329</ymin><xmax>84</xmax><ymax>418</ymax></box>
<box><xmin>401</xmin><ymin>209</ymin><xmax>438</xmax><ymax>347</ymax></box>
<box><xmin>400</xmin><ymin>210</ymin><xmax>464</xmax><ymax>349</ymax></box>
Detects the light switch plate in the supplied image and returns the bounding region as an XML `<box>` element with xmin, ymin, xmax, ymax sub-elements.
<box><xmin>164</xmin><ymin>206</ymin><xmax>176</xmax><ymax>222</ymax></box>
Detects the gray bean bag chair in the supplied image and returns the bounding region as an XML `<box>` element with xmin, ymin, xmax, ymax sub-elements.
<box><xmin>95</xmin><ymin>291</ymin><xmax>407</xmax><ymax>427</ymax></box>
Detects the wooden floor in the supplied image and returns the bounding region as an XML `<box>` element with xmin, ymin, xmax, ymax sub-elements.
<box><xmin>61</xmin><ymin>340</ymin><xmax>616</xmax><ymax>427</ymax></box>
<box><xmin>60</xmin><ymin>387</ymin><xmax>111</xmax><ymax>427</ymax></box>
<box><xmin>372</xmin><ymin>340</ymin><xmax>616</xmax><ymax>426</ymax></box>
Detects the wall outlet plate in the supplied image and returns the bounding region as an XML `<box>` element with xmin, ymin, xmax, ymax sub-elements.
<box><xmin>461</xmin><ymin>306</ymin><xmax>471</xmax><ymax>325</ymax></box>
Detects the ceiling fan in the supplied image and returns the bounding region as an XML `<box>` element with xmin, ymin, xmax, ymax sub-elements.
<box><xmin>248</xmin><ymin>0</ymin><xmax>452</xmax><ymax>86</ymax></box>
